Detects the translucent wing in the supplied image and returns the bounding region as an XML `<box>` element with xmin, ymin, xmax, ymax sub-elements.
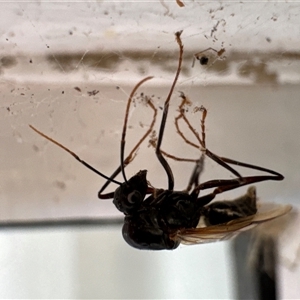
<box><xmin>175</xmin><ymin>204</ymin><xmax>292</xmax><ymax>245</ymax></box>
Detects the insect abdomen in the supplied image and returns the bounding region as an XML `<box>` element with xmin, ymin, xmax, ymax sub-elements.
<box><xmin>203</xmin><ymin>186</ymin><xmax>257</xmax><ymax>226</ymax></box>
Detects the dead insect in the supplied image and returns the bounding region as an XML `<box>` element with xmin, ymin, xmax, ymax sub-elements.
<box><xmin>192</xmin><ymin>47</ymin><xmax>225</xmax><ymax>67</ymax></box>
<box><xmin>30</xmin><ymin>31</ymin><xmax>291</xmax><ymax>250</ymax></box>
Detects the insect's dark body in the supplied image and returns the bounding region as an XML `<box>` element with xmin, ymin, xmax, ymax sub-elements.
<box><xmin>114</xmin><ymin>170</ymin><xmax>257</xmax><ymax>250</ymax></box>
<box><xmin>122</xmin><ymin>189</ymin><xmax>201</xmax><ymax>250</ymax></box>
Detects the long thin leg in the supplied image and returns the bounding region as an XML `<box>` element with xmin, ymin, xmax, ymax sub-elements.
<box><xmin>175</xmin><ymin>102</ymin><xmax>283</xmax><ymax>182</ymax></box>
<box><xmin>190</xmin><ymin>149</ymin><xmax>283</xmax><ymax>203</ymax></box>
<box><xmin>162</xmin><ymin>93</ymin><xmax>284</xmax><ymax>200</ymax></box>
<box><xmin>193</xmin><ymin>172</ymin><xmax>283</xmax><ymax>207</ymax></box>
<box><xmin>150</xmin><ymin>102</ymin><xmax>206</xmax><ymax>193</ymax></box>
<box><xmin>155</xmin><ymin>31</ymin><xmax>184</xmax><ymax>191</ymax></box>
<box><xmin>98</xmin><ymin>96</ymin><xmax>157</xmax><ymax>199</ymax></box>
<box><xmin>153</xmin><ymin>94</ymin><xmax>242</xmax><ymax>191</ymax></box>
<box><xmin>120</xmin><ymin>76</ymin><xmax>153</xmax><ymax>183</ymax></box>
<box><xmin>148</xmin><ymin>131</ymin><xmax>198</xmax><ymax>163</ymax></box>
<box><xmin>190</xmin><ymin>153</ymin><xmax>284</xmax><ymax>204</ymax></box>
<box><xmin>185</xmin><ymin>154</ymin><xmax>205</xmax><ymax>192</ymax></box>
<box><xmin>176</xmin><ymin>93</ymin><xmax>243</xmax><ymax>179</ymax></box>
<box><xmin>175</xmin><ymin>93</ymin><xmax>203</xmax><ymax>149</ymax></box>
<box><xmin>149</xmin><ymin>95</ymin><xmax>242</xmax><ymax>189</ymax></box>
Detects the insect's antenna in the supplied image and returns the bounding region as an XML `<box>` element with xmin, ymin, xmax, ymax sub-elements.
<box><xmin>120</xmin><ymin>76</ymin><xmax>154</xmax><ymax>183</ymax></box>
<box><xmin>29</xmin><ymin>125</ymin><xmax>122</xmax><ymax>185</ymax></box>
<box><xmin>155</xmin><ymin>30</ymin><xmax>184</xmax><ymax>191</ymax></box>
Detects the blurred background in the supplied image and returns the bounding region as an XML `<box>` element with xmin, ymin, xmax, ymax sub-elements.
<box><xmin>0</xmin><ymin>1</ymin><xmax>299</xmax><ymax>298</ymax></box>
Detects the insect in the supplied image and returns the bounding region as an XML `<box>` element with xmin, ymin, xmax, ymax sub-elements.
<box><xmin>30</xmin><ymin>31</ymin><xmax>291</xmax><ymax>250</ymax></box>
<box><xmin>192</xmin><ymin>47</ymin><xmax>225</xmax><ymax>67</ymax></box>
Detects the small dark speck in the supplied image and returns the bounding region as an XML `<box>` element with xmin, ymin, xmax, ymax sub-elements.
<box><xmin>6</xmin><ymin>107</ymin><xmax>10</xmax><ymax>112</ymax></box>
<box><xmin>69</xmin><ymin>30</ymin><xmax>73</xmax><ymax>35</ymax></box>
<box><xmin>54</xmin><ymin>180</ymin><xmax>66</xmax><ymax>190</ymax></box>
<box><xmin>159</xmin><ymin>106</ymin><xmax>163</xmax><ymax>110</ymax></box>
<box><xmin>74</xmin><ymin>86</ymin><xmax>81</xmax><ymax>92</ymax></box>
<box><xmin>46</xmin><ymin>44</ymin><xmax>50</xmax><ymax>48</ymax></box>
<box><xmin>6</xmin><ymin>38</ymin><xmax>8</xmax><ymax>41</ymax></box>
<box><xmin>266</xmin><ymin>37</ymin><xmax>271</xmax><ymax>43</ymax></box>
<box><xmin>20</xmin><ymin>93</ymin><xmax>25</xmax><ymax>96</ymax></box>
<box><xmin>29</xmin><ymin>59</ymin><xmax>32</xmax><ymax>63</ymax></box>
<box><xmin>62</xmin><ymin>91</ymin><xmax>65</xmax><ymax>94</ymax></box>
<box><xmin>32</xmin><ymin>144</ymin><xmax>39</xmax><ymax>152</ymax></box>
<box><xmin>116</xmin><ymin>86</ymin><xmax>120</xmax><ymax>89</ymax></box>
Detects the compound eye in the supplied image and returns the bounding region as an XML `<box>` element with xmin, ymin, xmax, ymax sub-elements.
<box><xmin>128</xmin><ymin>190</ymin><xmax>142</xmax><ymax>204</ymax></box>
